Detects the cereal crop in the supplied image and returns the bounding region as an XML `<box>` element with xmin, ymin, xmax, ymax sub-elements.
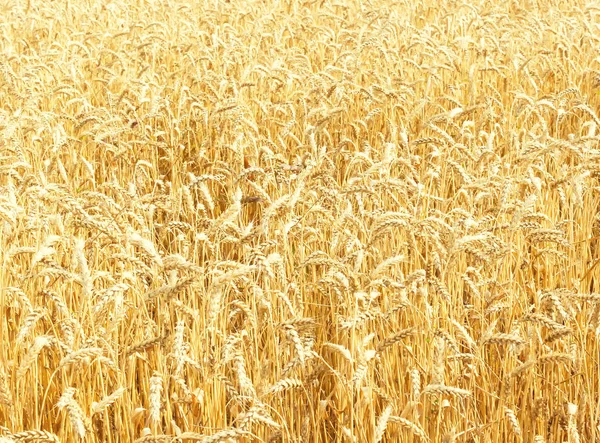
<box><xmin>1</xmin><ymin>0</ymin><xmax>600</xmax><ymax>441</ymax></box>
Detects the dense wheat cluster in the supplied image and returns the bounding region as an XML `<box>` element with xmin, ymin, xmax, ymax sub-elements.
<box><xmin>2</xmin><ymin>0</ymin><xmax>600</xmax><ymax>441</ymax></box>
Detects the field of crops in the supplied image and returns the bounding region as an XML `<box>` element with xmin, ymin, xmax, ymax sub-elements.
<box><xmin>1</xmin><ymin>0</ymin><xmax>600</xmax><ymax>441</ymax></box>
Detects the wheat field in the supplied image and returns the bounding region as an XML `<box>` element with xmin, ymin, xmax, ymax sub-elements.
<box><xmin>1</xmin><ymin>0</ymin><xmax>600</xmax><ymax>441</ymax></box>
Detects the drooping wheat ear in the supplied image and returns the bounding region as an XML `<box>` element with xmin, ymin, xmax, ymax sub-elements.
<box><xmin>3</xmin><ymin>287</ymin><xmax>32</xmax><ymax>314</ymax></box>
<box><xmin>230</xmin><ymin>300</ymin><xmax>257</xmax><ymax>329</ymax></box>
<box><xmin>265</xmin><ymin>378</ymin><xmax>302</xmax><ymax>396</ymax></box>
<box><xmin>73</xmin><ymin>238</ymin><xmax>91</xmax><ymax>295</ymax></box>
<box><xmin>410</xmin><ymin>368</ymin><xmax>421</xmax><ymax>399</ymax></box>
<box><xmin>323</xmin><ymin>342</ymin><xmax>353</xmax><ymax>364</ymax></box>
<box><xmin>431</xmin><ymin>336</ymin><xmax>445</xmax><ymax>384</ymax></box>
<box><xmin>575</xmin><ymin>103</ymin><xmax>600</xmax><ymax>127</ymax></box>
<box><xmin>544</xmin><ymin>327</ymin><xmax>572</xmax><ymax>343</ymax></box>
<box><xmin>59</xmin><ymin>320</ymin><xmax>76</xmax><ymax>350</ymax></box>
<box><xmin>482</xmin><ymin>333</ymin><xmax>525</xmax><ymax>347</ymax></box>
<box><xmin>235</xmin><ymin>403</ymin><xmax>280</xmax><ymax>430</ymax></box>
<box><xmin>127</xmin><ymin>231</ymin><xmax>163</xmax><ymax>267</ymax></box>
<box><xmin>376</xmin><ymin>327</ymin><xmax>416</xmax><ymax>353</ymax></box>
<box><xmin>133</xmin><ymin>434</ymin><xmax>172</xmax><ymax>443</ymax></box>
<box><xmin>171</xmin><ymin>319</ymin><xmax>186</xmax><ymax>378</ymax></box>
<box><xmin>446</xmin><ymin>353</ymin><xmax>475</xmax><ymax>363</ymax></box>
<box><xmin>207</xmin><ymin>289</ymin><xmax>224</xmax><ymax>328</ymax></box>
<box><xmin>180</xmin><ymin>428</ymin><xmax>248</xmax><ymax>442</ymax></box>
<box><xmin>567</xmin><ymin>403</ymin><xmax>580</xmax><ymax>443</ymax></box>
<box><xmin>149</xmin><ymin>372</ymin><xmax>163</xmax><ymax>426</ymax></box>
<box><xmin>173</xmin><ymin>376</ymin><xmax>195</xmax><ymax>404</ymax></box>
<box><xmin>301</xmin><ymin>413</ymin><xmax>311</xmax><ymax>442</ymax></box>
<box><xmin>7</xmin><ymin>430</ymin><xmax>61</xmax><ymax>442</ymax></box>
<box><xmin>17</xmin><ymin>336</ymin><xmax>52</xmax><ymax>379</ymax></box>
<box><xmin>570</xmin><ymin>342</ymin><xmax>582</xmax><ymax>374</ymax></box>
<box><xmin>555</xmin><ymin>406</ymin><xmax>569</xmax><ymax>433</ymax></box>
<box><xmin>588</xmin><ymin>301</ymin><xmax>600</xmax><ymax>332</ymax></box>
<box><xmin>92</xmin><ymin>387</ymin><xmax>126</xmax><ymax>415</ymax></box>
<box><xmin>16</xmin><ymin>308</ymin><xmax>46</xmax><ymax>345</ymax></box>
<box><xmin>451</xmin><ymin>319</ymin><xmax>476</xmax><ymax>350</ymax></box>
<box><xmin>541</xmin><ymin>290</ymin><xmax>571</xmax><ymax>321</ymax></box>
<box><xmin>435</xmin><ymin>329</ymin><xmax>460</xmax><ymax>354</ymax></box>
<box><xmin>371</xmin><ymin>254</ymin><xmax>405</xmax><ymax>278</ymax></box>
<box><xmin>267</xmin><ymin>430</ymin><xmax>284</xmax><ymax>443</ymax></box>
<box><xmin>441</xmin><ymin>428</ymin><xmax>456</xmax><ymax>443</ymax></box>
<box><xmin>532</xmin><ymin>398</ymin><xmax>549</xmax><ymax>423</ymax></box>
<box><xmin>281</xmin><ymin>323</ymin><xmax>306</xmax><ymax>363</ymax></box>
<box><xmin>233</xmin><ymin>355</ymin><xmax>257</xmax><ymax>397</ymax></box>
<box><xmin>57</xmin><ymin>347</ymin><xmax>104</xmax><ymax>370</ymax></box>
<box><xmin>352</xmin><ymin>349</ymin><xmax>376</xmax><ymax>390</ymax></box>
<box><xmin>31</xmin><ymin>236</ymin><xmax>60</xmax><ymax>268</ymax></box>
<box><xmin>0</xmin><ymin>366</ymin><xmax>11</xmax><ymax>407</ymax></box>
<box><xmin>172</xmin><ymin>432</ymin><xmax>205</xmax><ymax>441</ymax></box>
<box><xmin>56</xmin><ymin>388</ymin><xmax>87</xmax><ymax>439</ymax></box>
<box><xmin>39</xmin><ymin>290</ymin><xmax>69</xmax><ymax>318</ymax></box>
<box><xmin>389</xmin><ymin>416</ymin><xmax>429</xmax><ymax>441</ymax></box>
<box><xmin>126</xmin><ymin>335</ymin><xmax>167</xmax><ymax>356</ymax></box>
<box><xmin>211</xmin><ymin>188</ymin><xmax>242</xmax><ymax>233</ymax></box>
<box><xmin>523</xmin><ymin>312</ymin><xmax>567</xmax><ymax>330</ymax></box>
<box><xmin>504</xmin><ymin>407</ymin><xmax>521</xmax><ymax>436</ymax></box>
<box><xmin>93</xmin><ymin>283</ymin><xmax>129</xmax><ymax>318</ymax></box>
<box><xmin>536</xmin><ymin>353</ymin><xmax>573</xmax><ymax>366</ymax></box>
<box><xmin>422</xmin><ymin>384</ymin><xmax>472</xmax><ymax>398</ymax></box>
<box><xmin>510</xmin><ymin>360</ymin><xmax>535</xmax><ymax>378</ymax></box>
<box><xmin>374</xmin><ymin>404</ymin><xmax>393</xmax><ymax>443</ymax></box>
<box><xmin>526</xmin><ymin>228</ymin><xmax>570</xmax><ymax>247</ymax></box>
